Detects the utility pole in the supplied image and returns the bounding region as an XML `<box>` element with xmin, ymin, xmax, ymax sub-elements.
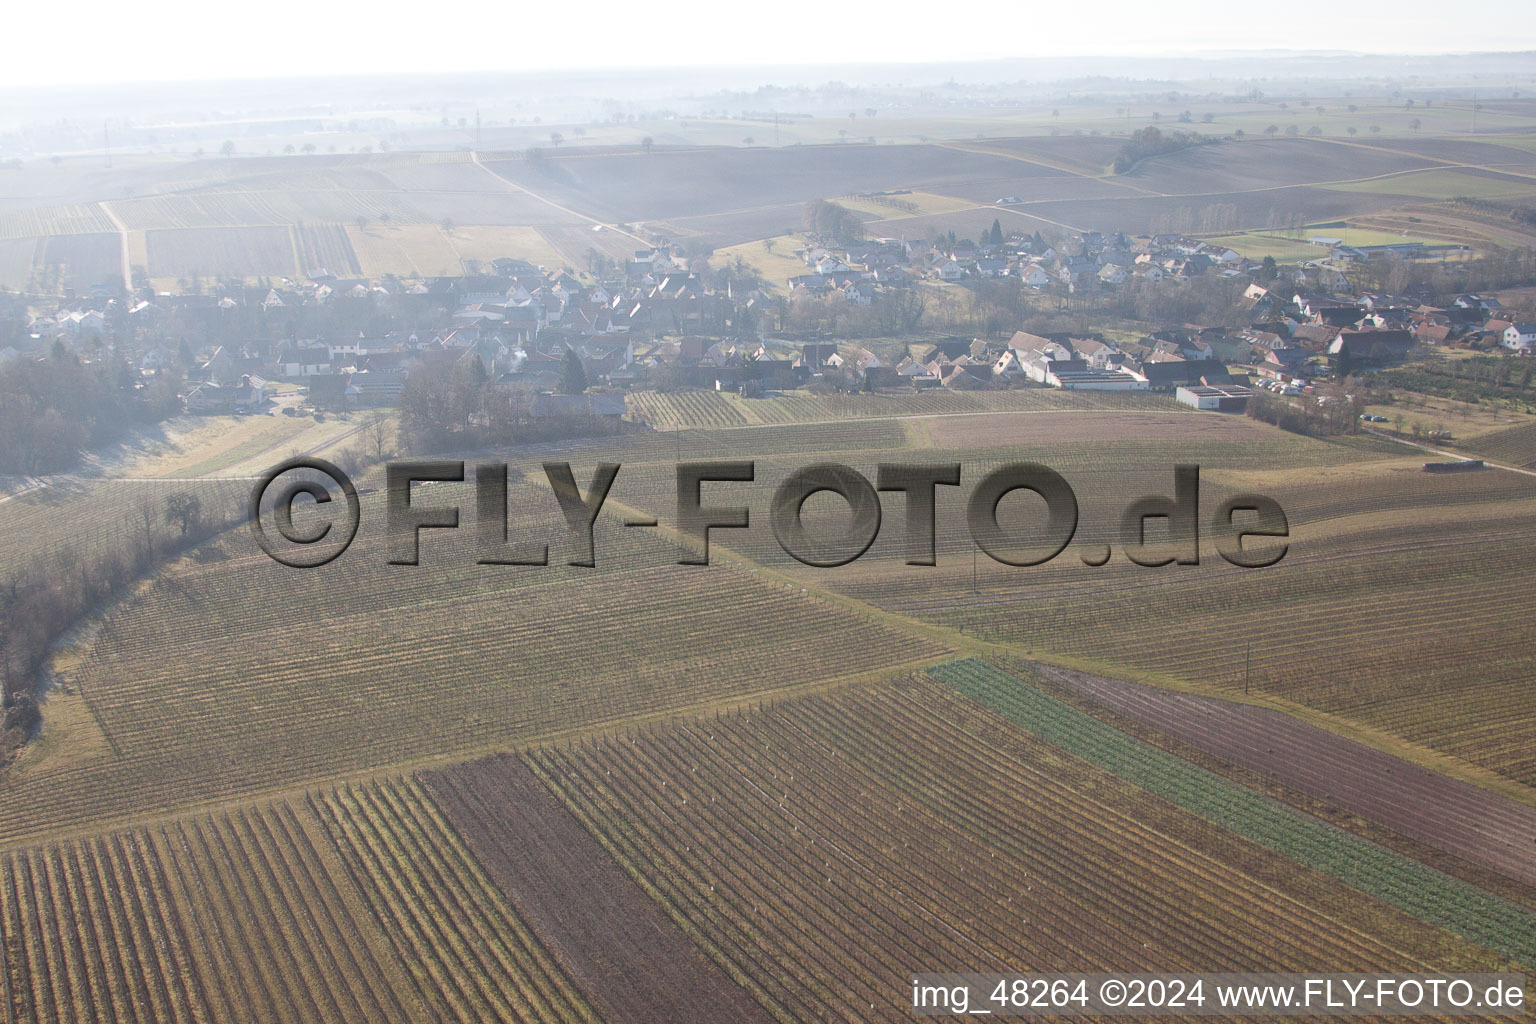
<box><xmin>475</xmin><ymin>109</ymin><xmax>482</xmax><ymax>150</ymax></box>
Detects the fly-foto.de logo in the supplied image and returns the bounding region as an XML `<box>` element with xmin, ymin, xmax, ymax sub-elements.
<box><xmin>249</xmin><ymin>457</ymin><xmax>1289</xmax><ymax>571</ymax></box>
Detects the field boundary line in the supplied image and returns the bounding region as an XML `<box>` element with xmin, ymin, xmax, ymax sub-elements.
<box><xmin>936</xmin><ymin>140</ymin><xmax>1154</xmax><ymax>190</ymax></box>
<box><xmin>593</xmin><ymin>481</ymin><xmax>1536</xmax><ymax>811</ymax></box>
<box><xmin>97</xmin><ymin>201</ymin><xmax>131</xmax><ymax>292</ymax></box>
<box><xmin>0</xmin><ymin>655</ymin><xmax>946</xmax><ymax>856</ymax></box>
<box><xmin>1360</xmin><ymin>426</ymin><xmax>1536</xmax><ymax>478</ymax></box>
<box><xmin>1324</xmin><ymin>136</ymin><xmax>1536</xmax><ymax>185</ymax></box>
<box><xmin>470</xmin><ymin>152</ymin><xmax>650</xmax><ymax>247</ymax></box>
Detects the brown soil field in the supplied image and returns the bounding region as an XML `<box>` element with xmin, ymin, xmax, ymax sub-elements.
<box><xmin>1032</xmin><ymin>663</ymin><xmax>1536</xmax><ymax>888</ymax></box>
<box><xmin>38</xmin><ymin>233</ymin><xmax>121</xmax><ymax>289</ymax></box>
<box><xmin>932</xmin><ymin>174</ymin><xmax>1138</xmax><ymax>205</ymax></box>
<box><xmin>1123</xmin><ymin>138</ymin><xmax>1447</xmax><ymax>195</ymax></box>
<box><xmin>424</xmin><ymin>756</ymin><xmax>776</xmax><ymax>1024</ymax></box>
<box><xmin>483</xmin><ymin>144</ymin><xmax>1057</xmax><ymax>223</ymax></box>
<box><xmin>145</xmin><ymin>225</ymin><xmax>296</xmax><ymax>278</ymax></box>
<box><xmin>1350</xmin><ymin>137</ymin><xmax>1536</xmax><ymax>168</ymax></box>
<box><xmin>965</xmin><ymin>136</ymin><xmax>1128</xmax><ymax>175</ymax></box>
<box><xmin>1462</xmin><ymin>419</ymin><xmax>1536</xmax><ymax>467</ymax></box>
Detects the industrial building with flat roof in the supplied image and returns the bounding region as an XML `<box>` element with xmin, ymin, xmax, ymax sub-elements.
<box><xmin>1175</xmin><ymin>384</ymin><xmax>1253</xmax><ymax>411</ymax></box>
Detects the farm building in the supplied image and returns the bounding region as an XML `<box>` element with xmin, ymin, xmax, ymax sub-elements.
<box><xmin>1176</xmin><ymin>384</ymin><xmax>1253</xmax><ymax>412</ymax></box>
<box><xmin>1328</xmin><ymin>329</ymin><xmax>1416</xmax><ymax>364</ymax></box>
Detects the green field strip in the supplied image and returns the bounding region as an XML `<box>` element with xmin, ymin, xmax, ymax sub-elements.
<box><xmin>926</xmin><ymin>658</ymin><xmax>1536</xmax><ymax>964</ymax></box>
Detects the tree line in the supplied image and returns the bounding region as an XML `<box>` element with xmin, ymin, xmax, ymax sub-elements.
<box><xmin>0</xmin><ymin>349</ymin><xmax>183</xmax><ymax>475</ymax></box>
<box><xmin>1111</xmin><ymin>127</ymin><xmax>1212</xmax><ymax>174</ymax></box>
<box><xmin>1</xmin><ymin>491</ymin><xmax>238</xmax><ymax>759</ymax></box>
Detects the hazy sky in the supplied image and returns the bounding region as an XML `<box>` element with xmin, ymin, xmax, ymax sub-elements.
<box><xmin>4</xmin><ymin>0</ymin><xmax>1534</xmax><ymax>88</ymax></box>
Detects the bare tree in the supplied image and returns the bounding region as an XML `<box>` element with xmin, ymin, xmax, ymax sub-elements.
<box><xmin>165</xmin><ymin>493</ymin><xmax>202</xmax><ymax>537</ymax></box>
<box><xmin>366</xmin><ymin>413</ymin><xmax>393</xmax><ymax>461</ymax></box>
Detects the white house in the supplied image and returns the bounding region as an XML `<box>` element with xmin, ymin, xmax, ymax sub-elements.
<box><xmin>1016</xmin><ymin>264</ymin><xmax>1051</xmax><ymax>288</ymax></box>
<box><xmin>278</xmin><ymin>346</ymin><xmax>332</xmax><ymax>377</ymax></box>
<box><xmin>1503</xmin><ymin>324</ymin><xmax>1536</xmax><ymax>351</ymax></box>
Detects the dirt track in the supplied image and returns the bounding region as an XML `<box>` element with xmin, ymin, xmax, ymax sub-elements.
<box><xmin>1033</xmin><ymin>664</ymin><xmax>1536</xmax><ymax>888</ymax></box>
<box><xmin>423</xmin><ymin>755</ymin><xmax>777</xmax><ymax>1024</ymax></box>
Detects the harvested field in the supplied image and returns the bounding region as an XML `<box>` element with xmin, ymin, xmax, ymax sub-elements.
<box><xmin>1325</xmin><ymin>168</ymin><xmax>1536</xmax><ymax>201</ymax></box>
<box><xmin>931</xmin><ymin>174</ymin><xmax>1135</xmax><ymax>205</ymax></box>
<box><xmin>443</xmin><ymin>225</ymin><xmax>563</xmax><ymax>270</ymax></box>
<box><xmin>536</xmin><ymin>223</ymin><xmax>634</xmax><ymax>267</ymax></box>
<box><xmin>144</xmin><ymin>226</ymin><xmax>296</xmax><ymax>278</ymax></box>
<box><xmin>836</xmin><ymin>191</ymin><xmax>982</xmax><ymax>218</ymax></box>
<box><xmin>662</xmin><ymin>204</ymin><xmax>813</xmax><ymax>250</ymax></box>
<box><xmin>482</xmin><ymin>144</ymin><xmax>1055</xmax><ymax>223</ymax></box>
<box><xmin>1349</xmin><ymin>137</ymin><xmax>1536</xmax><ymax>168</ymax></box>
<box><xmin>1004</xmin><ymin>184</ymin><xmax>1411</xmax><ymax>235</ymax></box>
<box><xmin>424</xmin><ymin>757</ymin><xmax>775</xmax><ymax>1024</ymax></box>
<box><xmin>394</xmin><ymin>190</ymin><xmax>582</xmax><ymax>226</ymax></box>
<box><xmin>876</xmin><ymin>204</ymin><xmax>1077</xmax><ymax>239</ymax></box>
<box><xmin>37</xmin><ymin>234</ymin><xmax>121</xmax><ymax>289</ymax></box>
<box><xmin>0</xmin><ymin>237</ymin><xmax>36</xmax><ymax>288</ymax></box>
<box><xmin>378</xmin><ymin>154</ymin><xmax>503</xmax><ymax>191</ymax></box>
<box><xmin>1029</xmin><ymin>662</ymin><xmax>1536</xmax><ymax>888</ymax></box>
<box><xmin>347</xmin><ymin>224</ymin><xmax>461</xmax><ymax>277</ymax></box>
<box><xmin>1122</xmin><ymin>138</ymin><xmax>1444</xmax><ymax>195</ymax></box>
<box><xmin>955</xmin><ymin>136</ymin><xmax>1128</xmax><ymax>176</ymax></box>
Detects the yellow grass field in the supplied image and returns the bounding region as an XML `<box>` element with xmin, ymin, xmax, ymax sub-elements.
<box><xmin>444</xmin><ymin>225</ymin><xmax>565</xmax><ymax>270</ymax></box>
<box><xmin>347</xmin><ymin>223</ymin><xmax>462</xmax><ymax>277</ymax></box>
<box><xmin>838</xmin><ymin>191</ymin><xmax>984</xmax><ymax>220</ymax></box>
<box><xmin>713</xmin><ymin>239</ymin><xmax>812</xmax><ymax>290</ymax></box>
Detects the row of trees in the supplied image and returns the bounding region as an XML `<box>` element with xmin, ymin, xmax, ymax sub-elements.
<box><xmin>1246</xmin><ymin>387</ymin><xmax>1363</xmax><ymax>436</ymax></box>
